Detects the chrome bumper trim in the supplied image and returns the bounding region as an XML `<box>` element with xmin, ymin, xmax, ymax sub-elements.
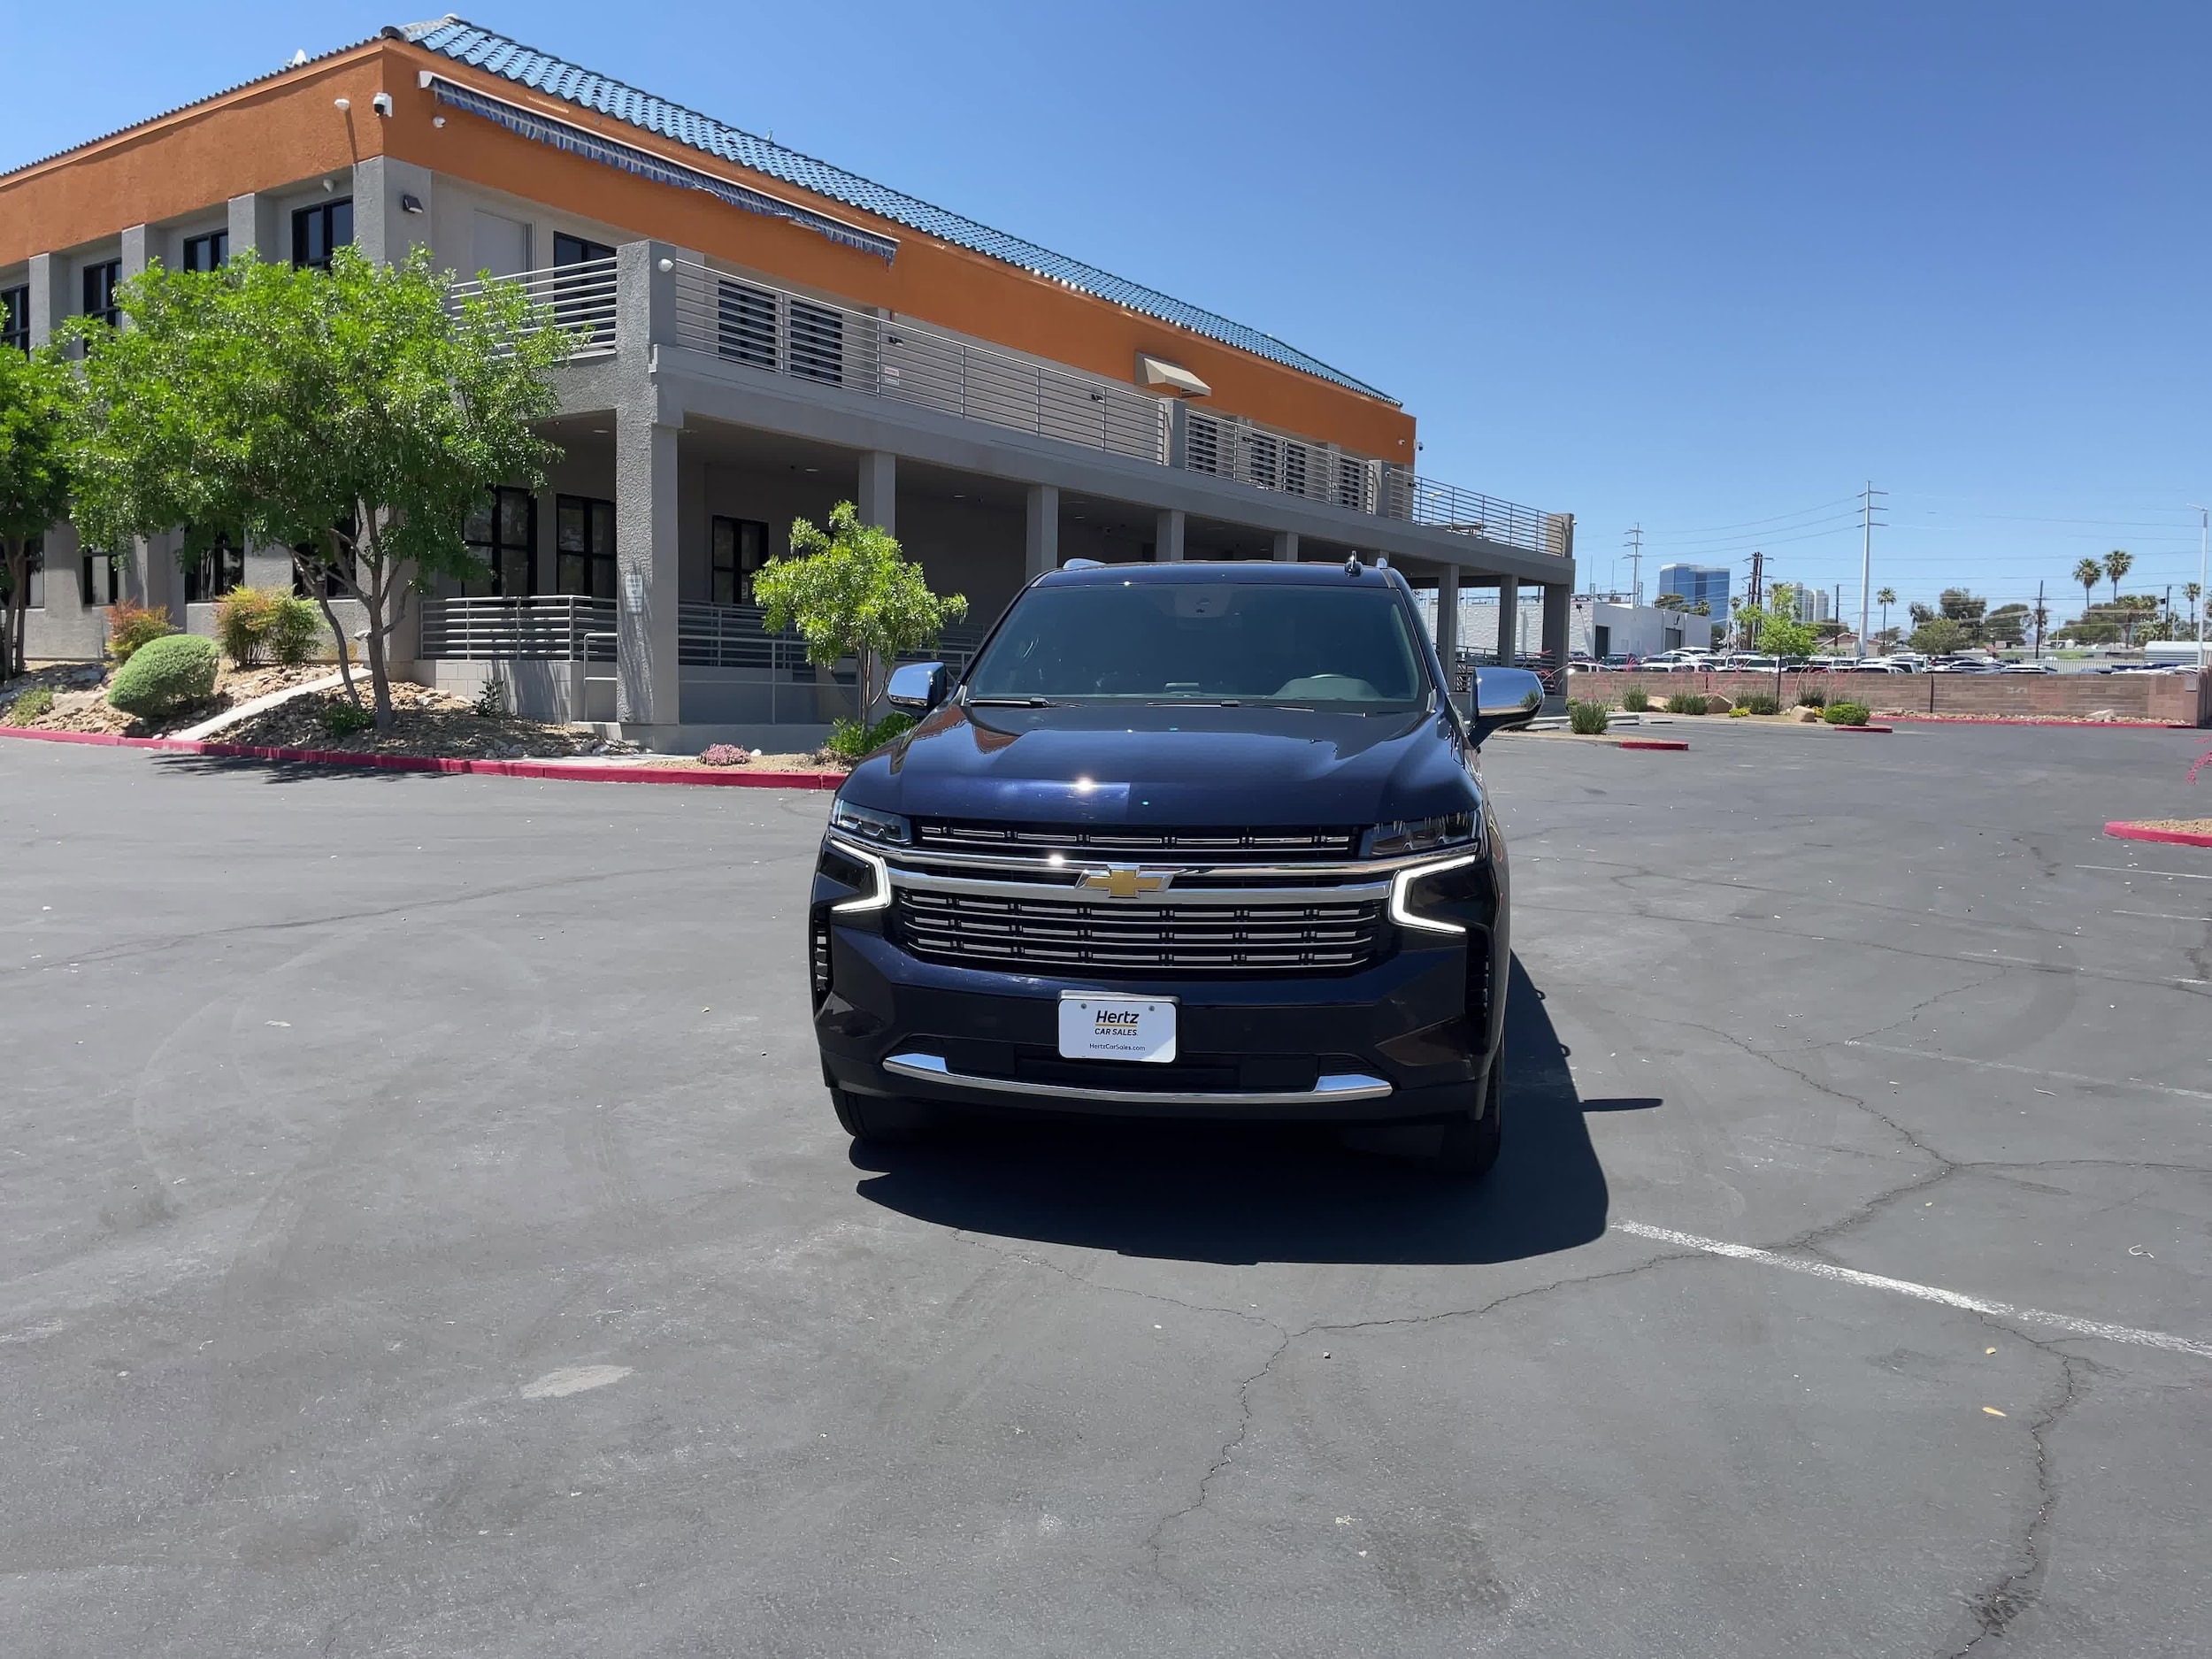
<box><xmin>882</xmin><ymin>1050</ymin><xmax>1393</xmax><ymax>1108</ymax></box>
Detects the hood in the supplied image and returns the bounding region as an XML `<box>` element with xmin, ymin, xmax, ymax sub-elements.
<box><xmin>841</xmin><ymin>701</ymin><xmax>1480</xmax><ymax>828</ymax></box>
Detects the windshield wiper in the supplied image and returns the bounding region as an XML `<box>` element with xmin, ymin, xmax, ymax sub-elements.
<box><xmin>967</xmin><ymin>695</ymin><xmax>1065</xmax><ymax>707</ymax></box>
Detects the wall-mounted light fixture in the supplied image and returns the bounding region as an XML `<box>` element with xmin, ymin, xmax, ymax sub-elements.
<box><xmin>333</xmin><ymin>96</ymin><xmax>350</xmax><ymax>111</ymax></box>
<box><xmin>399</xmin><ymin>193</ymin><xmax>425</xmax><ymax>215</ymax></box>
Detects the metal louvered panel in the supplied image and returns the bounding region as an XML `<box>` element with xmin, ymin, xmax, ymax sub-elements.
<box><xmin>898</xmin><ymin>890</ymin><xmax>1383</xmax><ymax>974</ymax></box>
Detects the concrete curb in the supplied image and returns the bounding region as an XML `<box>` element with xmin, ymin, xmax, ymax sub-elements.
<box><xmin>1884</xmin><ymin>715</ymin><xmax>2193</xmax><ymax>730</ymax></box>
<box><xmin>1834</xmin><ymin>724</ymin><xmax>1894</xmax><ymax>733</ymax></box>
<box><xmin>0</xmin><ymin>726</ymin><xmax>848</xmax><ymax>790</ymax></box>
<box><xmin>2104</xmin><ymin>821</ymin><xmax>2212</xmax><ymax>849</ymax></box>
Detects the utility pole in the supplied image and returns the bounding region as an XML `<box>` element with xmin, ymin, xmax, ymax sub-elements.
<box><xmin>1856</xmin><ymin>480</ymin><xmax>1886</xmax><ymax>661</ymax></box>
<box><xmin>1834</xmin><ymin>582</ymin><xmax>1843</xmax><ymax>649</ymax></box>
<box><xmin>2192</xmin><ymin>506</ymin><xmax>2210</xmax><ymax>671</ymax></box>
<box><xmin>1745</xmin><ymin>549</ymin><xmax>1765</xmax><ymax>649</ymax></box>
<box><xmin>1624</xmin><ymin>525</ymin><xmax>1644</xmax><ymax>609</ymax></box>
<box><xmin>2034</xmin><ymin>580</ymin><xmax>2047</xmax><ymax>662</ymax></box>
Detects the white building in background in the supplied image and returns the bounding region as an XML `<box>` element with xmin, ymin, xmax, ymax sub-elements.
<box><xmin>1793</xmin><ymin>587</ymin><xmax>1832</xmax><ymax>624</ymax></box>
<box><xmin>1416</xmin><ymin>591</ymin><xmax>1714</xmax><ymax>660</ymax></box>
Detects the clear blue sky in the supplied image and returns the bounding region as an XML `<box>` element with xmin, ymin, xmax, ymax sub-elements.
<box><xmin>8</xmin><ymin>2</ymin><xmax>2206</xmax><ymax>626</ymax></box>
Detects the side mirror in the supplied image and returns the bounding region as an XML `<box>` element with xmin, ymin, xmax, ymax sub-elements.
<box><xmin>886</xmin><ymin>661</ymin><xmax>949</xmax><ymax>712</ymax></box>
<box><xmin>1467</xmin><ymin>665</ymin><xmax>1546</xmax><ymax>744</ymax></box>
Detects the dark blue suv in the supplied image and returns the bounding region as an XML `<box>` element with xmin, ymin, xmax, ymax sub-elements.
<box><xmin>807</xmin><ymin>559</ymin><xmax>1542</xmax><ymax>1176</ymax></box>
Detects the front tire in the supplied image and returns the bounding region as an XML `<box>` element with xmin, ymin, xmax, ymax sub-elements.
<box><xmin>831</xmin><ymin>1087</ymin><xmax>942</xmax><ymax>1145</ymax></box>
<box><xmin>1430</xmin><ymin>1054</ymin><xmax>1503</xmax><ymax>1178</ymax></box>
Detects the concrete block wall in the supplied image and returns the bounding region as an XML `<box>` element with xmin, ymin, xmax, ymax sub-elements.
<box><xmin>1571</xmin><ymin>669</ymin><xmax>2208</xmax><ymax>726</ymax></box>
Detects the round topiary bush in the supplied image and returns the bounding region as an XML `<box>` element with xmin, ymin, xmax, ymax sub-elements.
<box><xmin>1824</xmin><ymin>701</ymin><xmax>1871</xmax><ymax>726</ymax></box>
<box><xmin>106</xmin><ymin>633</ymin><xmax>219</xmax><ymax>718</ymax></box>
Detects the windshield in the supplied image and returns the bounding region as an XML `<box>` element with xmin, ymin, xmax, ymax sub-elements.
<box><xmin>963</xmin><ymin>580</ymin><xmax>1431</xmax><ymax>708</ymax></box>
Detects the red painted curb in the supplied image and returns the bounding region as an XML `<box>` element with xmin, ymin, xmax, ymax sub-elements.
<box><xmin>2104</xmin><ymin>822</ymin><xmax>2212</xmax><ymax>849</ymax></box>
<box><xmin>1833</xmin><ymin>724</ymin><xmax>1893</xmax><ymax>733</ymax></box>
<box><xmin>0</xmin><ymin>726</ymin><xmax>848</xmax><ymax>789</ymax></box>
<box><xmin>1884</xmin><ymin>715</ymin><xmax>2193</xmax><ymax>730</ymax></box>
<box><xmin>1616</xmin><ymin>738</ymin><xmax>1691</xmax><ymax>751</ymax></box>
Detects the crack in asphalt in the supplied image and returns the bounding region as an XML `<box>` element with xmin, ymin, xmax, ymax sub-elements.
<box><xmin>1946</xmin><ymin>1348</ymin><xmax>2090</xmax><ymax>1657</ymax></box>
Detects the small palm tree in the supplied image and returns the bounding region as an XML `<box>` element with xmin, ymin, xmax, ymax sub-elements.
<box><xmin>1876</xmin><ymin>587</ymin><xmax>1895</xmax><ymax>642</ymax></box>
<box><xmin>2104</xmin><ymin>549</ymin><xmax>2133</xmax><ymax>604</ymax></box>
<box><xmin>2074</xmin><ymin>557</ymin><xmax>2104</xmax><ymax>619</ymax></box>
<box><xmin>2186</xmin><ymin>581</ymin><xmax>2203</xmax><ymax>634</ymax></box>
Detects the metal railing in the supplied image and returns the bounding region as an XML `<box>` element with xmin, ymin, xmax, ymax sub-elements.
<box><xmin>419</xmin><ymin>595</ymin><xmax>617</xmax><ymax>660</ymax></box>
<box><xmin>449</xmin><ymin>257</ymin><xmax>619</xmax><ymax>359</ymax></box>
<box><xmin>665</xmin><ymin>259</ymin><xmax>1170</xmax><ymax>465</ymax></box>
<box><xmin>1183</xmin><ymin>410</ymin><xmax>1378</xmax><ymax>513</ymax></box>
<box><xmin>1378</xmin><ymin>468</ymin><xmax>1569</xmax><ymax>557</ymax></box>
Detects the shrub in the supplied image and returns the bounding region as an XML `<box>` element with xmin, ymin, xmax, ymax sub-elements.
<box><xmin>825</xmin><ymin>710</ymin><xmax>918</xmax><ymax>762</ymax></box>
<box><xmin>268</xmin><ymin>596</ymin><xmax>324</xmax><ymax>665</ymax></box>
<box><xmin>214</xmin><ymin>586</ymin><xmax>285</xmax><ymax>665</ymax></box>
<box><xmin>1824</xmin><ymin>702</ymin><xmax>1871</xmax><ymax>726</ymax></box>
<box><xmin>1663</xmin><ymin>691</ymin><xmax>1707</xmax><ymax>715</ymax></box>
<box><xmin>1520</xmin><ymin>688</ymin><xmax>1543</xmax><ymax>712</ymax></box>
<box><xmin>1797</xmin><ymin>687</ymin><xmax>1828</xmax><ymax>709</ymax></box>
<box><xmin>319</xmin><ymin>697</ymin><xmax>375</xmax><ymax>737</ymax></box>
<box><xmin>1622</xmin><ymin>687</ymin><xmax>1650</xmax><ymax>712</ymax></box>
<box><xmin>471</xmin><ymin>677</ymin><xmax>507</xmax><ymax>718</ymax></box>
<box><xmin>1728</xmin><ymin>705</ymin><xmax>1749</xmax><ymax>718</ymax></box>
<box><xmin>699</xmin><ymin>742</ymin><xmax>752</xmax><ymax>767</ymax></box>
<box><xmin>106</xmin><ymin>633</ymin><xmax>219</xmax><ymax>718</ymax></box>
<box><xmin>1567</xmin><ymin>700</ymin><xmax>1610</xmax><ymax>735</ymax></box>
<box><xmin>1736</xmin><ymin>692</ymin><xmax>1781</xmax><ymax>716</ymax></box>
<box><xmin>5</xmin><ymin>686</ymin><xmax>55</xmax><ymax>722</ymax></box>
<box><xmin>105</xmin><ymin>602</ymin><xmax>176</xmax><ymax>664</ymax></box>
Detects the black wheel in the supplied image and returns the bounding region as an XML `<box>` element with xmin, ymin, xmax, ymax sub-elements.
<box><xmin>1430</xmin><ymin>1054</ymin><xmax>1503</xmax><ymax>1178</ymax></box>
<box><xmin>830</xmin><ymin>1087</ymin><xmax>942</xmax><ymax>1145</ymax></box>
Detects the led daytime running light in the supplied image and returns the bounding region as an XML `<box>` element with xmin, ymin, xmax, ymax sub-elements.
<box><xmin>829</xmin><ymin>841</ymin><xmax>892</xmax><ymax>913</ymax></box>
<box><xmin>1389</xmin><ymin>852</ymin><xmax>1479</xmax><ymax>934</ymax></box>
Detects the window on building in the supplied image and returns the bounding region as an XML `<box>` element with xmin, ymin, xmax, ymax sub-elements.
<box><xmin>181</xmin><ymin>230</ymin><xmax>228</xmax><ymax>273</ymax></box>
<box><xmin>465</xmin><ymin>488</ymin><xmax>537</xmax><ymax>596</ymax></box>
<box><xmin>710</xmin><ymin>517</ymin><xmax>768</xmax><ymax>606</ymax></box>
<box><xmin>556</xmin><ymin>495</ymin><xmax>617</xmax><ymax>600</ymax></box>
<box><xmin>293</xmin><ymin>516</ymin><xmax>359</xmax><ymax>599</ymax></box>
<box><xmin>81</xmin><ymin>548</ymin><xmax>119</xmax><ymax>608</ymax></box>
<box><xmin>292</xmin><ymin>199</ymin><xmax>353</xmax><ymax>271</ymax></box>
<box><xmin>553</xmin><ymin>234</ymin><xmax>616</xmax><ymax>266</ymax></box>
<box><xmin>182</xmin><ymin>526</ymin><xmax>245</xmax><ymax>603</ymax></box>
<box><xmin>82</xmin><ymin>259</ymin><xmax>122</xmax><ymax>326</ymax></box>
<box><xmin>1</xmin><ymin>285</ymin><xmax>28</xmax><ymax>353</ymax></box>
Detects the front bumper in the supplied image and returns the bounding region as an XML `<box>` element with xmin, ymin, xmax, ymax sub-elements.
<box><xmin>810</xmin><ymin>844</ymin><xmax>1507</xmax><ymax>1124</ymax></box>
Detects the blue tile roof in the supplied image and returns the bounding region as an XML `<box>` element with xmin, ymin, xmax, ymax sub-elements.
<box><xmin>401</xmin><ymin>17</ymin><xmax>1396</xmax><ymax>403</ymax></box>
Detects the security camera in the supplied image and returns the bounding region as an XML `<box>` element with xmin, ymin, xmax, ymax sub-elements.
<box><xmin>371</xmin><ymin>91</ymin><xmax>395</xmax><ymax>118</ymax></box>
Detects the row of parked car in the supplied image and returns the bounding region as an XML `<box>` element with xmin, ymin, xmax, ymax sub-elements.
<box><xmin>1571</xmin><ymin>650</ymin><xmax>2060</xmax><ymax>675</ymax></box>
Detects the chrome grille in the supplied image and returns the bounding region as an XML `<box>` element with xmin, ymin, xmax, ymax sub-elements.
<box><xmin>911</xmin><ymin>820</ymin><xmax>1359</xmax><ymax>860</ymax></box>
<box><xmin>897</xmin><ymin>890</ymin><xmax>1383</xmax><ymax>974</ymax></box>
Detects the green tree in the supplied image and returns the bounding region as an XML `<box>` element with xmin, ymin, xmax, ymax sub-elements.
<box><xmin>2103</xmin><ymin>549</ymin><xmax>2132</xmax><ymax>604</ymax></box>
<box><xmin>1938</xmin><ymin>588</ymin><xmax>1989</xmax><ymax>643</ymax></box>
<box><xmin>0</xmin><ymin>346</ymin><xmax>76</xmax><ymax>679</ymax></box>
<box><xmin>754</xmin><ymin>500</ymin><xmax>969</xmax><ymax>717</ymax></box>
<box><xmin>1875</xmin><ymin>587</ymin><xmax>1896</xmax><ymax>644</ymax></box>
<box><xmin>64</xmin><ymin>248</ymin><xmax>571</xmax><ymax>731</ymax></box>
<box><xmin>1985</xmin><ymin>603</ymin><xmax>2029</xmax><ymax>647</ymax></box>
<box><xmin>1653</xmin><ymin>592</ymin><xmax>1686</xmax><ymax>611</ymax></box>
<box><xmin>1909</xmin><ymin>616</ymin><xmax>1970</xmax><ymax>654</ymax></box>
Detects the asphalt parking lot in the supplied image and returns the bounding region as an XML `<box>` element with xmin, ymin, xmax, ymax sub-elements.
<box><xmin>4</xmin><ymin>720</ymin><xmax>2209</xmax><ymax>1658</ymax></box>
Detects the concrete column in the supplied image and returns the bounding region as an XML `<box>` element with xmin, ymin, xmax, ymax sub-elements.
<box><xmin>1495</xmin><ymin>575</ymin><xmax>1519</xmax><ymax>664</ymax></box>
<box><xmin>1025</xmin><ymin>484</ymin><xmax>1059</xmax><ymax>580</ymax></box>
<box><xmin>350</xmin><ymin>156</ymin><xmax>436</xmax><ymax>265</ymax></box>
<box><xmin>1271</xmin><ymin>530</ymin><xmax>1299</xmax><ymax>563</ymax></box>
<box><xmin>857</xmin><ymin>451</ymin><xmax>896</xmax><ymax>535</ymax></box>
<box><xmin>1436</xmin><ymin>564</ymin><xmax>1460</xmax><ymax>693</ymax></box>
<box><xmin>1155</xmin><ymin>508</ymin><xmax>1186</xmax><ymax>562</ymax></box>
<box><xmin>615</xmin><ymin>404</ymin><xmax>682</xmax><ymax>747</ymax></box>
<box><xmin>119</xmin><ymin>225</ymin><xmax>150</xmax><ymax>285</ymax></box>
<box><xmin>1164</xmin><ymin>399</ymin><xmax>1189</xmax><ymax>470</ymax></box>
<box><xmin>228</xmin><ymin>193</ymin><xmax>280</xmax><ymax>261</ymax></box>
<box><xmin>617</xmin><ymin>240</ymin><xmax>688</xmax><ymax>356</ymax></box>
<box><xmin>26</xmin><ymin>254</ymin><xmax>70</xmax><ymax>347</ymax></box>
<box><xmin>1541</xmin><ymin>582</ymin><xmax>1572</xmax><ymax>674</ymax></box>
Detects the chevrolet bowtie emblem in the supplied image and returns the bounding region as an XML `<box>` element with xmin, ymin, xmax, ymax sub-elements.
<box><xmin>1078</xmin><ymin>865</ymin><xmax>1173</xmax><ymax>899</ymax></box>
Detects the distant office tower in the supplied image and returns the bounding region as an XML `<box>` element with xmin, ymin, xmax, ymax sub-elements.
<box><xmin>1656</xmin><ymin>564</ymin><xmax>1729</xmax><ymax>614</ymax></box>
<box><xmin>1793</xmin><ymin>587</ymin><xmax>1832</xmax><ymax>623</ymax></box>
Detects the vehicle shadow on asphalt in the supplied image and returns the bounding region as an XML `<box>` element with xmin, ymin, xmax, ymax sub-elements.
<box><xmin>852</xmin><ymin>957</ymin><xmax>1648</xmax><ymax>1265</ymax></box>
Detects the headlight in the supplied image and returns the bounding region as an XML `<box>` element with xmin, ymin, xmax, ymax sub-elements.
<box><xmin>1390</xmin><ymin>852</ymin><xmax>1481</xmax><ymax>935</ymax></box>
<box><xmin>1364</xmin><ymin>811</ymin><xmax>1478</xmax><ymax>859</ymax></box>
<box><xmin>830</xmin><ymin>797</ymin><xmax>911</xmax><ymax>846</ymax></box>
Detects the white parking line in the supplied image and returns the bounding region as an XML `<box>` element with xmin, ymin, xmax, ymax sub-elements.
<box><xmin>1611</xmin><ymin>1220</ymin><xmax>2212</xmax><ymax>1360</ymax></box>
<box><xmin>2076</xmin><ymin>864</ymin><xmax>2212</xmax><ymax>880</ymax></box>
<box><xmin>1840</xmin><ymin>1038</ymin><xmax>2212</xmax><ymax>1102</ymax></box>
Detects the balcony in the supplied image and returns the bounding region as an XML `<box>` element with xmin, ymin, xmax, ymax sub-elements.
<box><xmin>460</xmin><ymin>250</ymin><xmax>1569</xmax><ymax>562</ymax></box>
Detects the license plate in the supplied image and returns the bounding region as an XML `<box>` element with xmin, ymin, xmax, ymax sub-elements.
<box><xmin>1057</xmin><ymin>993</ymin><xmax>1178</xmax><ymax>1064</ymax></box>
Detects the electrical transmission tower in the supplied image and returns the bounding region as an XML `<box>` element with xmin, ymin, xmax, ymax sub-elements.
<box><xmin>1624</xmin><ymin>525</ymin><xmax>1644</xmax><ymax>607</ymax></box>
<box><xmin>1856</xmin><ymin>481</ymin><xmax>1887</xmax><ymax>658</ymax></box>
